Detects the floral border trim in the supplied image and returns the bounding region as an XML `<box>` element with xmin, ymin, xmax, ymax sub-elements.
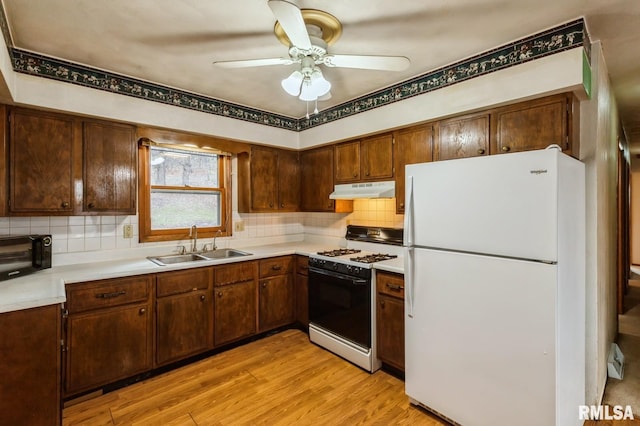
<box><xmin>0</xmin><ymin>10</ymin><xmax>586</xmax><ymax>132</ymax></box>
<box><xmin>300</xmin><ymin>18</ymin><xmax>587</xmax><ymax>130</ymax></box>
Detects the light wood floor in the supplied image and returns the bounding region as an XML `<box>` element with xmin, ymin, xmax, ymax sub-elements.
<box><xmin>63</xmin><ymin>329</ymin><xmax>444</xmax><ymax>425</ymax></box>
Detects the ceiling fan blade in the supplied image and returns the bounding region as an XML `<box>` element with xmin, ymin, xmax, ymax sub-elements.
<box><xmin>322</xmin><ymin>55</ymin><xmax>410</xmax><ymax>71</ymax></box>
<box><xmin>213</xmin><ymin>57</ymin><xmax>294</xmax><ymax>68</ymax></box>
<box><xmin>268</xmin><ymin>0</ymin><xmax>312</xmax><ymax>50</ymax></box>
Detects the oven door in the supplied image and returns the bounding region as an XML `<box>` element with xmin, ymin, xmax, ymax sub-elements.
<box><xmin>308</xmin><ymin>266</ymin><xmax>371</xmax><ymax>350</ymax></box>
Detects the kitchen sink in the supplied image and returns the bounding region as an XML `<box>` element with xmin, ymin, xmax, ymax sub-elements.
<box><xmin>147</xmin><ymin>253</ymin><xmax>208</xmax><ymax>266</ymax></box>
<box><xmin>199</xmin><ymin>248</ymin><xmax>252</xmax><ymax>259</ymax></box>
<box><xmin>148</xmin><ymin>249</ymin><xmax>252</xmax><ymax>266</ymax></box>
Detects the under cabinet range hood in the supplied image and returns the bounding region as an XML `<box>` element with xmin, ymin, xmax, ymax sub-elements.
<box><xmin>329</xmin><ymin>181</ymin><xmax>395</xmax><ymax>200</ymax></box>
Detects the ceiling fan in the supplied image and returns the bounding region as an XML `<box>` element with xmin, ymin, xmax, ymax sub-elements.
<box><xmin>212</xmin><ymin>0</ymin><xmax>410</xmax><ymax>104</ymax></box>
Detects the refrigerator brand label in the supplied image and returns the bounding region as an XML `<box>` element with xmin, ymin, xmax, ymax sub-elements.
<box><xmin>530</xmin><ymin>169</ymin><xmax>548</xmax><ymax>175</ymax></box>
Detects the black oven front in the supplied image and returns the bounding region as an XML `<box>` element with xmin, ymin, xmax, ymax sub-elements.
<box><xmin>308</xmin><ymin>258</ymin><xmax>372</xmax><ymax>350</ymax></box>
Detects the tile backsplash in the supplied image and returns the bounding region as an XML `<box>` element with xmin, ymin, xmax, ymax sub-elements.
<box><xmin>0</xmin><ymin>198</ymin><xmax>404</xmax><ymax>256</ymax></box>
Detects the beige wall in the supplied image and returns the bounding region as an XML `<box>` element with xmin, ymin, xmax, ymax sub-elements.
<box><xmin>579</xmin><ymin>41</ymin><xmax>620</xmax><ymax>405</ymax></box>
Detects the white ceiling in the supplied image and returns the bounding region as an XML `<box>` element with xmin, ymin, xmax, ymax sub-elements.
<box><xmin>2</xmin><ymin>0</ymin><xmax>640</xmax><ymax>144</ymax></box>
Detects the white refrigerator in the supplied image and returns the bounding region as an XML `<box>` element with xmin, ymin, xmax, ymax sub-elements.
<box><xmin>403</xmin><ymin>148</ymin><xmax>585</xmax><ymax>426</ymax></box>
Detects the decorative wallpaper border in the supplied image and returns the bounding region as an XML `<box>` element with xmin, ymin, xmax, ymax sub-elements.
<box><xmin>0</xmin><ymin>10</ymin><xmax>587</xmax><ymax>132</ymax></box>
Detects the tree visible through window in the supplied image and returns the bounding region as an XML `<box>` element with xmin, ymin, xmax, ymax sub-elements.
<box><xmin>139</xmin><ymin>142</ymin><xmax>229</xmax><ymax>243</ymax></box>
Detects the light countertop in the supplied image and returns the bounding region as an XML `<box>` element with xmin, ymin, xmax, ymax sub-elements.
<box><xmin>0</xmin><ymin>241</ymin><xmax>404</xmax><ymax>314</ymax></box>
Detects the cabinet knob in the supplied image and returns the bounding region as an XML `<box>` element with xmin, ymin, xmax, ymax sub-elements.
<box><xmin>477</xmin><ymin>149</ymin><xmax>485</xmax><ymax>155</ymax></box>
<box><xmin>88</xmin><ymin>202</ymin><xmax>95</xmax><ymax>209</ymax></box>
<box><xmin>269</xmin><ymin>202</ymin><xmax>274</xmax><ymax>208</ymax></box>
<box><xmin>328</xmin><ymin>201</ymin><xmax>333</xmax><ymax>208</ymax></box>
<box><xmin>399</xmin><ymin>202</ymin><xmax>404</xmax><ymax>209</ymax></box>
<box><xmin>200</xmin><ymin>295</ymin><xmax>206</xmax><ymax>301</ymax></box>
<box><xmin>61</xmin><ymin>201</ymin><xmax>70</xmax><ymax>208</ymax></box>
<box><xmin>262</xmin><ymin>282</ymin><xmax>267</xmax><ymax>288</ymax></box>
<box><xmin>502</xmin><ymin>146</ymin><xmax>511</xmax><ymax>152</ymax></box>
<box><xmin>217</xmin><ymin>291</ymin><xmax>223</xmax><ymax>298</ymax></box>
<box><xmin>271</xmin><ymin>265</ymin><xmax>282</xmax><ymax>271</ymax></box>
<box><xmin>280</xmin><ymin>203</ymin><xmax>284</xmax><ymax>208</ymax></box>
<box><xmin>139</xmin><ymin>308</ymin><xmax>146</xmax><ymax>315</ymax></box>
<box><xmin>380</xmin><ymin>300</ymin><xmax>385</xmax><ymax>307</ymax></box>
<box><xmin>365</xmin><ymin>171</ymin><xmax>370</xmax><ymax>176</ymax></box>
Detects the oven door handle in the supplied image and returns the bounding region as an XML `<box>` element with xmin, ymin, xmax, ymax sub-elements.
<box><xmin>308</xmin><ymin>266</ymin><xmax>369</xmax><ymax>285</ymax></box>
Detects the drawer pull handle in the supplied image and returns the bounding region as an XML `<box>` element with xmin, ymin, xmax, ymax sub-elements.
<box><xmin>271</xmin><ymin>265</ymin><xmax>282</xmax><ymax>271</ymax></box>
<box><xmin>95</xmin><ymin>290</ymin><xmax>126</xmax><ymax>299</ymax></box>
<box><xmin>385</xmin><ymin>283</ymin><xmax>404</xmax><ymax>291</ymax></box>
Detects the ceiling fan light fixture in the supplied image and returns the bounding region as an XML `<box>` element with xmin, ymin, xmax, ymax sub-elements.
<box><xmin>298</xmin><ymin>67</ymin><xmax>331</xmax><ymax>101</ymax></box>
<box><xmin>281</xmin><ymin>70</ymin><xmax>303</xmax><ymax>96</ymax></box>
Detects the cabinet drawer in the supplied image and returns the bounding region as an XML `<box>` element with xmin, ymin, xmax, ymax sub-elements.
<box><xmin>156</xmin><ymin>267</ymin><xmax>212</xmax><ymax>297</ymax></box>
<box><xmin>295</xmin><ymin>255</ymin><xmax>309</xmax><ymax>276</ymax></box>
<box><xmin>376</xmin><ymin>271</ymin><xmax>404</xmax><ymax>299</ymax></box>
<box><xmin>66</xmin><ymin>275</ymin><xmax>152</xmax><ymax>313</ymax></box>
<box><xmin>215</xmin><ymin>261</ymin><xmax>257</xmax><ymax>286</ymax></box>
<box><xmin>259</xmin><ymin>256</ymin><xmax>293</xmax><ymax>278</ymax></box>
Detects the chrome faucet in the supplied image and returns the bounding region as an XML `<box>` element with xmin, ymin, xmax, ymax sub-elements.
<box><xmin>190</xmin><ymin>225</ymin><xmax>198</xmax><ymax>252</ymax></box>
<box><xmin>213</xmin><ymin>229</ymin><xmax>223</xmax><ymax>251</ymax></box>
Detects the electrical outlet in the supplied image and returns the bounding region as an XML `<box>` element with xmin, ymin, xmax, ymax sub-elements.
<box><xmin>234</xmin><ymin>221</ymin><xmax>245</xmax><ymax>232</ymax></box>
<box><xmin>123</xmin><ymin>224</ymin><xmax>133</xmax><ymax>239</ymax></box>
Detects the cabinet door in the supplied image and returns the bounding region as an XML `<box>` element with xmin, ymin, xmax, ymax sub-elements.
<box><xmin>300</xmin><ymin>146</ymin><xmax>336</xmax><ymax>212</ymax></box>
<box><xmin>361</xmin><ymin>133</ymin><xmax>393</xmax><ymax>180</ymax></box>
<box><xmin>376</xmin><ymin>294</ymin><xmax>405</xmax><ymax>371</ymax></box>
<box><xmin>249</xmin><ymin>146</ymin><xmax>278</xmax><ymax>210</ymax></box>
<box><xmin>156</xmin><ymin>290</ymin><xmax>213</xmax><ymax>365</ymax></box>
<box><xmin>277</xmin><ymin>149</ymin><xmax>300</xmax><ymax>211</ymax></box>
<box><xmin>394</xmin><ymin>125</ymin><xmax>433</xmax><ymax>213</ymax></box>
<box><xmin>214</xmin><ymin>280</ymin><xmax>257</xmax><ymax>346</ymax></box>
<box><xmin>65</xmin><ymin>302</ymin><xmax>153</xmax><ymax>396</ymax></box>
<box><xmin>0</xmin><ymin>305</ymin><xmax>61</xmax><ymax>426</ymax></box>
<box><xmin>83</xmin><ymin>121</ymin><xmax>136</xmax><ymax>214</ymax></box>
<box><xmin>435</xmin><ymin>113</ymin><xmax>489</xmax><ymax>161</ymax></box>
<box><xmin>491</xmin><ymin>94</ymin><xmax>568</xmax><ymax>154</ymax></box>
<box><xmin>9</xmin><ymin>109</ymin><xmax>76</xmax><ymax>214</ymax></box>
<box><xmin>259</xmin><ymin>274</ymin><xmax>294</xmax><ymax>332</ymax></box>
<box><xmin>335</xmin><ymin>141</ymin><xmax>360</xmax><ymax>183</ymax></box>
<box><xmin>295</xmin><ymin>256</ymin><xmax>309</xmax><ymax>327</ymax></box>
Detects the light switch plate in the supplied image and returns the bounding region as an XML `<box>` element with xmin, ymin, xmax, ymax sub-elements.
<box><xmin>123</xmin><ymin>224</ymin><xmax>133</xmax><ymax>239</ymax></box>
<box><xmin>234</xmin><ymin>221</ymin><xmax>245</xmax><ymax>232</ymax></box>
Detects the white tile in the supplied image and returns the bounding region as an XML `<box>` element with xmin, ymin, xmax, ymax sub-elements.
<box><xmin>85</xmin><ymin>224</ymin><xmax>100</xmax><ymax>238</ymax></box>
<box><xmin>101</xmin><ymin>216</ymin><xmax>116</xmax><ymax>225</ymax></box>
<box><xmin>68</xmin><ymin>225</ymin><xmax>85</xmax><ymax>239</ymax></box>
<box><xmin>85</xmin><ymin>237</ymin><xmax>101</xmax><ymax>251</ymax></box>
<box><xmin>50</xmin><ymin>217</ymin><xmax>69</xmax><ymax>226</ymax></box>
<box><xmin>101</xmin><ymin>236</ymin><xmax>116</xmax><ymax>250</ymax></box>
<box><xmin>68</xmin><ymin>239</ymin><xmax>85</xmax><ymax>252</ymax></box>
<box><xmin>52</xmin><ymin>239</ymin><xmax>68</xmax><ymax>254</ymax></box>
<box><xmin>9</xmin><ymin>217</ymin><xmax>30</xmax><ymax>227</ymax></box>
<box><xmin>50</xmin><ymin>225</ymin><xmax>69</xmax><ymax>239</ymax></box>
<box><xmin>30</xmin><ymin>217</ymin><xmax>50</xmax><ymax>227</ymax></box>
<box><xmin>68</xmin><ymin>216</ymin><xmax>85</xmax><ymax>226</ymax></box>
<box><xmin>101</xmin><ymin>224</ymin><xmax>117</xmax><ymax>237</ymax></box>
<box><xmin>0</xmin><ymin>226</ymin><xmax>9</xmax><ymax>235</ymax></box>
<box><xmin>0</xmin><ymin>217</ymin><xmax>9</xmax><ymax>227</ymax></box>
<box><xmin>10</xmin><ymin>227</ymin><xmax>29</xmax><ymax>235</ymax></box>
<box><xmin>85</xmin><ymin>216</ymin><xmax>100</xmax><ymax>226</ymax></box>
<box><xmin>30</xmin><ymin>225</ymin><xmax>51</xmax><ymax>235</ymax></box>
<box><xmin>117</xmin><ymin>236</ymin><xmax>132</xmax><ymax>249</ymax></box>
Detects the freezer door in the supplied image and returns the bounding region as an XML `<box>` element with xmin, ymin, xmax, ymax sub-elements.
<box><xmin>404</xmin><ymin>149</ymin><xmax>578</xmax><ymax>263</ymax></box>
<box><xmin>405</xmin><ymin>248</ymin><xmax>560</xmax><ymax>426</ymax></box>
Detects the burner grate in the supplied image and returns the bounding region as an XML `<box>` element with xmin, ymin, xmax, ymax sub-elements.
<box><xmin>350</xmin><ymin>253</ymin><xmax>398</xmax><ymax>264</ymax></box>
<box><xmin>317</xmin><ymin>248</ymin><xmax>361</xmax><ymax>257</ymax></box>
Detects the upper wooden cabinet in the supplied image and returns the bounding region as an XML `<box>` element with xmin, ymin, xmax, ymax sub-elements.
<box><xmin>393</xmin><ymin>124</ymin><xmax>434</xmax><ymax>213</ymax></box>
<box><xmin>8</xmin><ymin>108</ymin><xmax>79</xmax><ymax>215</ymax></box>
<box><xmin>7</xmin><ymin>107</ymin><xmax>137</xmax><ymax>216</ymax></box>
<box><xmin>83</xmin><ymin>121</ymin><xmax>137</xmax><ymax>214</ymax></box>
<box><xmin>335</xmin><ymin>133</ymin><xmax>394</xmax><ymax>184</ymax></box>
<box><xmin>435</xmin><ymin>112</ymin><xmax>489</xmax><ymax>161</ymax></box>
<box><xmin>300</xmin><ymin>145</ymin><xmax>352</xmax><ymax>213</ymax></box>
<box><xmin>238</xmin><ymin>145</ymin><xmax>300</xmax><ymax>212</ymax></box>
<box><xmin>490</xmin><ymin>93</ymin><xmax>576</xmax><ymax>155</ymax></box>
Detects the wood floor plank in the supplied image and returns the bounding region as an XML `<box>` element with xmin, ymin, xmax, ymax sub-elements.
<box><xmin>63</xmin><ymin>329</ymin><xmax>444</xmax><ymax>425</ymax></box>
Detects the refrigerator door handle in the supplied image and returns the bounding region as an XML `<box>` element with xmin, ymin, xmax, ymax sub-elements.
<box><xmin>404</xmin><ymin>175</ymin><xmax>414</xmax><ymax>247</ymax></box>
<box><xmin>405</xmin><ymin>246</ymin><xmax>414</xmax><ymax>318</ymax></box>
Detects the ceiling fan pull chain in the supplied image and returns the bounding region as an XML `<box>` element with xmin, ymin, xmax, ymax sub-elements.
<box><xmin>306</xmin><ymin>101</ymin><xmax>310</xmax><ymax>119</ymax></box>
<box><xmin>314</xmin><ymin>98</ymin><xmax>319</xmax><ymax>115</ymax></box>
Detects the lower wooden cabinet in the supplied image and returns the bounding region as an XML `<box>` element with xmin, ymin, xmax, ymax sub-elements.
<box><xmin>64</xmin><ymin>275</ymin><xmax>154</xmax><ymax>397</ymax></box>
<box><xmin>376</xmin><ymin>271</ymin><xmax>405</xmax><ymax>371</ymax></box>
<box><xmin>214</xmin><ymin>262</ymin><xmax>258</xmax><ymax>346</ymax></box>
<box><xmin>259</xmin><ymin>256</ymin><xmax>294</xmax><ymax>332</ymax></box>
<box><xmin>295</xmin><ymin>255</ymin><xmax>309</xmax><ymax>327</ymax></box>
<box><xmin>0</xmin><ymin>304</ymin><xmax>61</xmax><ymax>426</ymax></box>
<box><xmin>156</xmin><ymin>268</ymin><xmax>213</xmax><ymax>366</ymax></box>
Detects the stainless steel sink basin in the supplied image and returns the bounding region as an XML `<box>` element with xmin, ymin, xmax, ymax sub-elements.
<box><xmin>148</xmin><ymin>249</ymin><xmax>251</xmax><ymax>265</ymax></box>
<box><xmin>147</xmin><ymin>253</ymin><xmax>207</xmax><ymax>266</ymax></box>
<box><xmin>199</xmin><ymin>248</ymin><xmax>252</xmax><ymax>259</ymax></box>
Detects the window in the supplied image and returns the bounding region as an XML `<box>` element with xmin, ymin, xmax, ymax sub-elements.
<box><xmin>139</xmin><ymin>141</ymin><xmax>231</xmax><ymax>243</ymax></box>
